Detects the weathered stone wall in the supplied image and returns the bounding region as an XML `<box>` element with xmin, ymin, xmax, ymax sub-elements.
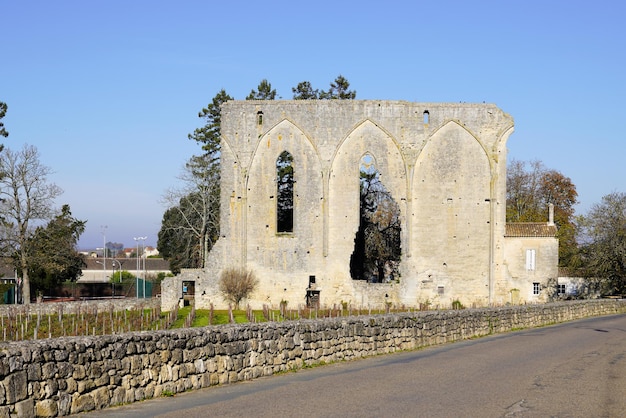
<box><xmin>503</xmin><ymin>236</ymin><xmax>560</xmax><ymax>302</ymax></box>
<box><xmin>0</xmin><ymin>298</ymin><xmax>159</xmax><ymax>317</ymax></box>
<box><xmin>161</xmin><ymin>100</ymin><xmax>518</xmax><ymax>312</ymax></box>
<box><xmin>1</xmin><ymin>300</ymin><xmax>624</xmax><ymax>417</ymax></box>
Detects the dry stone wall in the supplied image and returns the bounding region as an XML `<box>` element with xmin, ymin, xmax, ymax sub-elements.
<box><xmin>1</xmin><ymin>300</ymin><xmax>624</xmax><ymax>417</ymax></box>
<box><xmin>0</xmin><ymin>299</ymin><xmax>159</xmax><ymax>318</ymax></box>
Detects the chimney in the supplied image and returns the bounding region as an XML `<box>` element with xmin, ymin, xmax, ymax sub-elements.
<box><xmin>548</xmin><ymin>203</ymin><xmax>555</xmax><ymax>226</ymax></box>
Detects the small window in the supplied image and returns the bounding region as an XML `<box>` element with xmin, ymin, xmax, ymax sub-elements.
<box><xmin>533</xmin><ymin>282</ymin><xmax>540</xmax><ymax>295</ymax></box>
<box><xmin>257</xmin><ymin>111</ymin><xmax>263</xmax><ymax>125</ymax></box>
<box><xmin>557</xmin><ymin>284</ymin><xmax>566</xmax><ymax>295</ymax></box>
<box><xmin>525</xmin><ymin>249</ymin><xmax>536</xmax><ymax>271</ymax></box>
<box><xmin>437</xmin><ymin>285</ymin><xmax>445</xmax><ymax>295</ymax></box>
<box><xmin>423</xmin><ymin>110</ymin><xmax>430</xmax><ymax>124</ymax></box>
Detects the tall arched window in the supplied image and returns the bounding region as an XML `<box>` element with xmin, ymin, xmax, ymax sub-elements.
<box><xmin>276</xmin><ymin>151</ymin><xmax>294</xmax><ymax>233</ymax></box>
<box><xmin>350</xmin><ymin>153</ymin><xmax>401</xmax><ymax>282</ymax></box>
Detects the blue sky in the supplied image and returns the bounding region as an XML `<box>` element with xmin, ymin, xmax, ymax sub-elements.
<box><xmin>2</xmin><ymin>0</ymin><xmax>624</xmax><ymax>249</ymax></box>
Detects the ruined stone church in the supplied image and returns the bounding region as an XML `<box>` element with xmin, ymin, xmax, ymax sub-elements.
<box><xmin>162</xmin><ymin>100</ymin><xmax>558</xmax><ymax>310</ymax></box>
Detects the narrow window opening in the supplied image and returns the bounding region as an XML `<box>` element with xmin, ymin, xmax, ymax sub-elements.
<box><xmin>423</xmin><ymin>110</ymin><xmax>430</xmax><ymax>124</ymax></box>
<box><xmin>257</xmin><ymin>111</ymin><xmax>263</xmax><ymax>125</ymax></box>
<box><xmin>276</xmin><ymin>151</ymin><xmax>294</xmax><ymax>233</ymax></box>
<box><xmin>525</xmin><ymin>249</ymin><xmax>536</xmax><ymax>271</ymax></box>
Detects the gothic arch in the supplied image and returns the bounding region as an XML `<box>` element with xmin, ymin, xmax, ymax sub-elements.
<box><xmin>245</xmin><ymin>119</ymin><xmax>324</xmax><ymax>272</ymax></box>
<box><xmin>328</xmin><ymin>120</ymin><xmax>407</xmax><ymax>267</ymax></box>
<box><xmin>410</xmin><ymin>120</ymin><xmax>492</xmax><ymax>297</ymax></box>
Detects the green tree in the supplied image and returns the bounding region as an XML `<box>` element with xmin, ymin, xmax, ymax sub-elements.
<box><xmin>246</xmin><ymin>79</ymin><xmax>277</xmax><ymax>100</ymax></box>
<box><xmin>158</xmin><ymin>205</ymin><xmax>197</xmax><ymax>274</ymax></box>
<box><xmin>188</xmin><ymin>89</ymin><xmax>233</xmax><ymax>161</ymax></box>
<box><xmin>292</xmin><ymin>81</ymin><xmax>320</xmax><ymax>100</ymax></box>
<box><xmin>506</xmin><ymin>159</ymin><xmax>579</xmax><ymax>267</ymax></box>
<box><xmin>0</xmin><ymin>144</ymin><xmax>63</xmax><ymax>303</ymax></box>
<box><xmin>0</xmin><ymin>101</ymin><xmax>8</xmax><ymax>139</ymax></box>
<box><xmin>21</xmin><ymin>205</ymin><xmax>86</xmax><ymax>296</ymax></box>
<box><xmin>110</xmin><ymin>270</ymin><xmax>136</xmax><ymax>284</ymax></box>
<box><xmin>577</xmin><ymin>192</ymin><xmax>626</xmax><ymax>296</ymax></box>
<box><xmin>320</xmin><ymin>75</ymin><xmax>356</xmax><ymax>99</ymax></box>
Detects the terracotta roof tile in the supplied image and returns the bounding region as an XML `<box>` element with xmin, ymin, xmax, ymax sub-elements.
<box><xmin>505</xmin><ymin>223</ymin><xmax>557</xmax><ymax>238</ymax></box>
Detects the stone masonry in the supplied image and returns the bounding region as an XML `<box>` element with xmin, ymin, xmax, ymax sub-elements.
<box><xmin>0</xmin><ymin>300</ymin><xmax>624</xmax><ymax>416</ymax></box>
<box><xmin>163</xmin><ymin>100</ymin><xmax>557</xmax><ymax>311</ymax></box>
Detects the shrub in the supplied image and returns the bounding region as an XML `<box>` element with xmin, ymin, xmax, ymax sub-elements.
<box><xmin>218</xmin><ymin>267</ymin><xmax>258</xmax><ymax>309</ymax></box>
<box><xmin>451</xmin><ymin>299</ymin><xmax>465</xmax><ymax>310</ymax></box>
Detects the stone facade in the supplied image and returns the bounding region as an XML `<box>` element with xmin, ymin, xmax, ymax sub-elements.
<box><xmin>162</xmin><ymin>100</ymin><xmax>557</xmax><ymax>311</ymax></box>
<box><xmin>0</xmin><ymin>300</ymin><xmax>624</xmax><ymax>416</ymax></box>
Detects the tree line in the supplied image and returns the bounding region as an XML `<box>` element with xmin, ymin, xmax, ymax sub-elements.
<box><xmin>0</xmin><ymin>102</ymin><xmax>86</xmax><ymax>304</ymax></box>
<box><xmin>507</xmin><ymin>160</ymin><xmax>626</xmax><ymax>295</ymax></box>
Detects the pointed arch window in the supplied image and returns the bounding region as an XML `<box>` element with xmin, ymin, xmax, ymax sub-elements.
<box><xmin>277</xmin><ymin>151</ymin><xmax>294</xmax><ymax>233</ymax></box>
<box><xmin>350</xmin><ymin>153</ymin><xmax>402</xmax><ymax>282</ymax></box>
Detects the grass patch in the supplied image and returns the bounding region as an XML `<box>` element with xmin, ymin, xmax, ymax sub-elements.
<box><xmin>191</xmin><ymin>310</ymin><xmax>210</xmax><ymax>327</ymax></box>
<box><xmin>170</xmin><ymin>306</ymin><xmax>192</xmax><ymax>328</ymax></box>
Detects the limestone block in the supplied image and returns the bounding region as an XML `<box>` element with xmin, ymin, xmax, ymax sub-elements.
<box><xmin>65</xmin><ymin>377</ymin><xmax>77</xmax><ymax>393</ymax></box>
<box><xmin>77</xmin><ymin>379</ymin><xmax>95</xmax><ymax>394</ymax></box>
<box><xmin>36</xmin><ymin>399</ymin><xmax>58</xmax><ymax>417</ymax></box>
<box><xmin>71</xmin><ymin>393</ymin><xmax>95</xmax><ymax>414</ymax></box>
<box><xmin>110</xmin><ymin>386</ymin><xmax>126</xmax><ymax>406</ymax></box>
<box><xmin>134</xmin><ymin>387</ymin><xmax>146</xmax><ymax>402</ymax></box>
<box><xmin>8</xmin><ymin>356</ymin><xmax>23</xmax><ymax>373</ymax></box>
<box><xmin>43</xmin><ymin>379</ymin><xmax>59</xmax><ymax>398</ymax></box>
<box><xmin>14</xmin><ymin>398</ymin><xmax>34</xmax><ymax>418</ymax></box>
<box><xmin>26</xmin><ymin>363</ymin><xmax>41</xmax><ymax>384</ymax></box>
<box><xmin>3</xmin><ymin>371</ymin><xmax>27</xmax><ymax>404</ymax></box>
<box><xmin>209</xmin><ymin>372</ymin><xmax>219</xmax><ymax>386</ymax></box>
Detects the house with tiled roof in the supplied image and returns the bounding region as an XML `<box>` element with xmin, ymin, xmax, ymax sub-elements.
<box><xmin>502</xmin><ymin>204</ymin><xmax>559</xmax><ymax>303</ymax></box>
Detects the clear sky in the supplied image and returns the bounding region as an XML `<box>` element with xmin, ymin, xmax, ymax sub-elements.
<box><xmin>2</xmin><ymin>0</ymin><xmax>624</xmax><ymax>250</ymax></box>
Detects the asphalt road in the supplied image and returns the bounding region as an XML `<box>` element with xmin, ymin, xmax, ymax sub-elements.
<box><xmin>75</xmin><ymin>314</ymin><xmax>626</xmax><ymax>418</ymax></box>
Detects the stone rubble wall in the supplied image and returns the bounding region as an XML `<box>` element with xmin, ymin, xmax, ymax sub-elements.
<box><xmin>1</xmin><ymin>300</ymin><xmax>624</xmax><ymax>417</ymax></box>
<box><xmin>0</xmin><ymin>298</ymin><xmax>159</xmax><ymax>317</ymax></box>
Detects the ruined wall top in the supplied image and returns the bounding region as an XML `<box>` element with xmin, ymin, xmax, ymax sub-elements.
<box><xmin>220</xmin><ymin>100</ymin><xmax>514</xmax><ymax>160</ymax></box>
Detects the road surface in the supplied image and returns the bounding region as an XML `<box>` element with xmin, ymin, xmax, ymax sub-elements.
<box><xmin>75</xmin><ymin>314</ymin><xmax>626</xmax><ymax>417</ymax></box>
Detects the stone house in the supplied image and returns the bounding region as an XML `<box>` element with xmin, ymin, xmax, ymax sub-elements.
<box><xmin>162</xmin><ymin>100</ymin><xmax>558</xmax><ymax>310</ymax></box>
<box><xmin>503</xmin><ymin>205</ymin><xmax>559</xmax><ymax>303</ymax></box>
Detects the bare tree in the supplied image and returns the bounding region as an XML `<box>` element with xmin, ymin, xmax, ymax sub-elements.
<box><xmin>219</xmin><ymin>267</ymin><xmax>258</xmax><ymax>309</ymax></box>
<box><xmin>0</xmin><ymin>144</ymin><xmax>63</xmax><ymax>303</ymax></box>
<box><xmin>158</xmin><ymin>154</ymin><xmax>220</xmax><ymax>270</ymax></box>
